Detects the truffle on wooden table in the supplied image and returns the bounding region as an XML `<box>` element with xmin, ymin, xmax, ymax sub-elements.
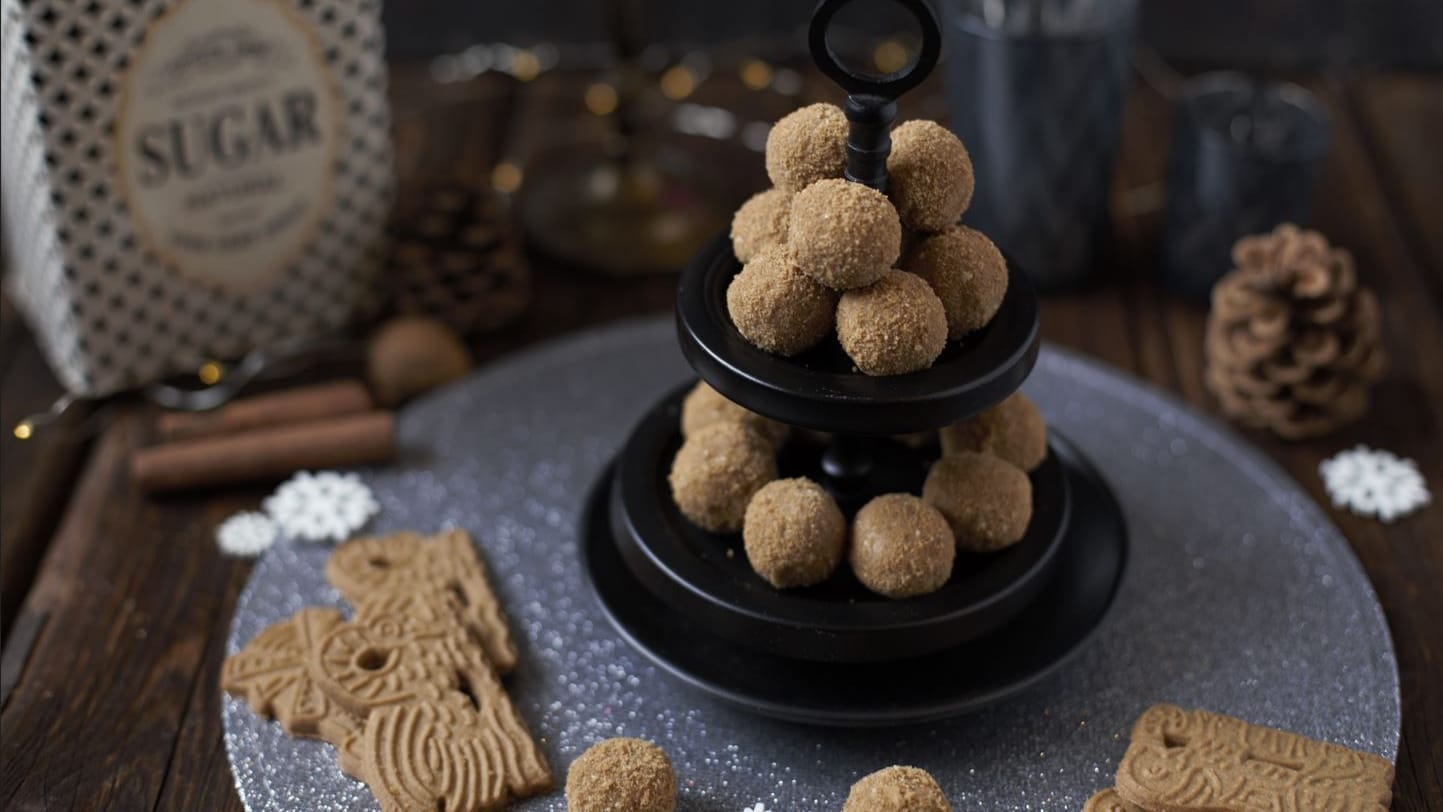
<box><xmin>743</xmin><ymin>478</ymin><xmax>846</xmax><ymax>589</ymax></box>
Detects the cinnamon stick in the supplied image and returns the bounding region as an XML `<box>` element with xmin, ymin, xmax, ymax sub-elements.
<box><xmin>156</xmin><ymin>379</ymin><xmax>373</xmax><ymax>441</ymax></box>
<box><xmin>133</xmin><ymin>411</ymin><xmax>396</xmax><ymax>493</ymax></box>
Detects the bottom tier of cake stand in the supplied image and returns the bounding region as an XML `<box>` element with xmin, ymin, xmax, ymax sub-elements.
<box><xmin>582</xmin><ymin>436</ymin><xmax>1128</xmax><ymax>726</ymax></box>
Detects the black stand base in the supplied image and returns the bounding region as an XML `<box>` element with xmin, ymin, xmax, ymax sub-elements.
<box><xmin>582</xmin><ymin>437</ymin><xmax>1128</xmax><ymax>726</ymax></box>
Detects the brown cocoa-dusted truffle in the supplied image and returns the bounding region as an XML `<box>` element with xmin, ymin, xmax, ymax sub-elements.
<box><xmin>765</xmin><ymin>103</ymin><xmax>848</xmax><ymax>192</ymax></box>
<box><xmin>727</xmin><ymin>246</ymin><xmax>838</xmax><ymax>357</ymax></box>
<box><xmin>743</xmin><ymin>478</ymin><xmax>846</xmax><ymax>588</ymax></box>
<box><xmin>843</xmin><ymin>765</ymin><xmax>952</xmax><ymax>812</ymax></box>
<box><xmin>566</xmin><ymin>737</ymin><xmax>675</xmax><ymax>812</ymax></box>
<box><xmin>939</xmin><ymin>392</ymin><xmax>1047</xmax><ymax>471</ymax></box>
<box><xmin>680</xmin><ymin>381</ymin><xmax>789</xmax><ymax>450</ymax></box>
<box><xmin>849</xmin><ymin>494</ymin><xmax>955</xmax><ymax>598</ymax></box>
<box><xmin>836</xmin><ymin>270</ymin><xmax>948</xmax><ymax>375</ymax></box>
<box><xmin>922</xmin><ymin>452</ymin><xmax>1032</xmax><ymax>552</ymax></box>
<box><xmin>730</xmin><ymin>188</ymin><xmax>793</xmax><ymax>262</ymax></box>
<box><xmin>788</xmin><ymin>178</ymin><xmax>901</xmax><ymax>290</ymax></box>
<box><xmin>906</xmin><ymin>225</ymin><xmax>1007</xmax><ymax>339</ymax></box>
<box><xmin>668</xmin><ymin>422</ymin><xmax>777</xmax><ymax>533</ymax></box>
<box><xmin>886</xmin><ymin>119</ymin><xmax>974</xmax><ymax>232</ymax></box>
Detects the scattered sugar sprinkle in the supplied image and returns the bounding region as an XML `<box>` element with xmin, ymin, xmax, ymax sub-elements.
<box><xmin>223</xmin><ymin>319</ymin><xmax>1398</xmax><ymax>811</ymax></box>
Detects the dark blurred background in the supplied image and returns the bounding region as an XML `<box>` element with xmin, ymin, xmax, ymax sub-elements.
<box><xmin>384</xmin><ymin>0</ymin><xmax>1443</xmax><ymax>69</ymax></box>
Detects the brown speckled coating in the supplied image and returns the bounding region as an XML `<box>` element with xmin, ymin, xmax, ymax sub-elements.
<box><xmin>849</xmin><ymin>494</ymin><xmax>955</xmax><ymax>599</ymax></box>
<box><xmin>680</xmin><ymin>381</ymin><xmax>789</xmax><ymax>450</ymax></box>
<box><xmin>668</xmin><ymin>422</ymin><xmax>778</xmax><ymax>533</ymax></box>
<box><xmin>836</xmin><ymin>269</ymin><xmax>948</xmax><ymax>375</ymax></box>
<box><xmin>938</xmin><ymin>392</ymin><xmax>1047</xmax><ymax>471</ymax></box>
<box><xmin>764</xmin><ymin>103</ymin><xmax>848</xmax><ymax>192</ymax></box>
<box><xmin>565</xmin><ymin>737</ymin><xmax>676</xmax><ymax>812</ymax></box>
<box><xmin>743</xmin><ymin>478</ymin><xmax>846</xmax><ymax>589</ymax></box>
<box><xmin>906</xmin><ymin>225</ymin><xmax>1007</xmax><ymax>339</ymax></box>
<box><xmin>730</xmin><ymin>188</ymin><xmax>793</xmax><ymax>262</ymax></box>
<box><xmin>922</xmin><ymin>452</ymin><xmax>1032</xmax><ymax>552</ymax></box>
<box><xmin>887</xmin><ymin>120</ymin><xmax>974</xmax><ymax>232</ymax></box>
<box><xmin>842</xmin><ymin>765</ymin><xmax>952</xmax><ymax>812</ymax></box>
<box><xmin>789</xmin><ymin>178</ymin><xmax>901</xmax><ymax>291</ymax></box>
<box><xmin>726</xmin><ymin>246</ymin><xmax>839</xmax><ymax>357</ymax></box>
<box><xmin>1084</xmin><ymin>788</ymin><xmax>1142</xmax><ymax>812</ymax></box>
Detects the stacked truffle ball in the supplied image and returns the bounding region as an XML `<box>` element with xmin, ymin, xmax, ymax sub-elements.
<box><xmin>727</xmin><ymin>104</ymin><xmax>1009</xmax><ymax>376</ymax></box>
<box><xmin>667</xmin><ymin>382</ymin><xmax>1047</xmax><ymax>599</ymax></box>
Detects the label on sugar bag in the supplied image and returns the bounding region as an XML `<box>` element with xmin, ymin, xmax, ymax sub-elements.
<box><xmin>115</xmin><ymin>0</ymin><xmax>341</xmax><ymax>292</ymax></box>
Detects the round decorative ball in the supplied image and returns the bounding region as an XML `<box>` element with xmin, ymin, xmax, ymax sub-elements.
<box><xmin>730</xmin><ymin>188</ymin><xmax>793</xmax><ymax>262</ymax></box>
<box><xmin>836</xmin><ymin>270</ymin><xmax>948</xmax><ymax>376</ymax></box>
<box><xmin>939</xmin><ymin>392</ymin><xmax>1048</xmax><ymax>472</ymax></box>
<box><xmin>668</xmin><ymin>422</ymin><xmax>778</xmax><ymax>533</ymax></box>
<box><xmin>566</xmin><ymin>737</ymin><xmax>676</xmax><ymax>812</ymax></box>
<box><xmin>922</xmin><ymin>452</ymin><xmax>1032</xmax><ymax>552</ymax></box>
<box><xmin>906</xmin><ymin>225</ymin><xmax>1008</xmax><ymax>339</ymax></box>
<box><xmin>726</xmin><ymin>246</ymin><xmax>839</xmax><ymax>357</ymax></box>
<box><xmin>743</xmin><ymin>478</ymin><xmax>846</xmax><ymax>589</ymax></box>
<box><xmin>849</xmin><ymin>494</ymin><xmax>955</xmax><ymax>599</ymax></box>
<box><xmin>788</xmin><ymin>178</ymin><xmax>901</xmax><ymax>291</ymax></box>
<box><xmin>764</xmin><ymin>103</ymin><xmax>848</xmax><ymax>192</ymax></box>
<box><xmin>680</xmin><ymin>381</ymin><xmax>789</xmax><ymax>450</ymax></box>
<box><xmin>843</xmin><ymin>765</ymin><xmax>952</xmax><ymax>812</ymax></box>
<box><xmin>366</xmin><ymin>316</ymin><xmax>473</xmax><ymax>407</ymax></box>
<box><xmin>886</xmin><ymin>119</ymin><xmax>974</xmax><ymax>232</ymax></box>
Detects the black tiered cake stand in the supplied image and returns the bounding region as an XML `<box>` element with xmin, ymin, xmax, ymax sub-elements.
<box><xmin>581</xmin><ymin>0</ymin><xmax>1127</xmax><ymax>724</ymax></box>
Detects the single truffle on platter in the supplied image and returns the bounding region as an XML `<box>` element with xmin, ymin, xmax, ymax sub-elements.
<box><xmin>726</xmin><ymin>246</ymin><xmax>839</xmax><ymax>357</ymax></box>
<box><xmin>730</xmin><ymin>188</ymin><xmax>793</xmax><ymax>262</ymax></box>
<box><xmin>765</xmin><ymin>103</ymin><xmax>848</xmax><ymax>192</ymax></box>
<box><xmin>680</xmin><ymin>380</ymin><xmax>789</xmax><ymax>450</ymax></box>
<box><xmin>843</xmin><ymin>765</ymin><xmax>952</xmax><ymax>812</ymax></box>
<box><xmin>922</xmin><ymin>452</ymin><xmax>1032</xmax><ymax>552</ymax></box>
<box><xmin>848</xmin><ymin>493</ymin><xmax>955</xmax><ymax>598</ymax></box>
<box><xmin>566</xmin><ymin>737</ymin><xmax>675</xmax><ymax>812</ymax></box>
<box><xmin>886</xmin><ymin>119</ymin><xmax>974</xmax><ymax>232</ymax></box>
<box><xmin>743</xmin><ymin>478</ymin><xmax>847</xmax><ymax>588</ymax></box>
<box><xmin>788</xmin><ymin>178</ymin><xmax>901</xmax><ymax>290</ymax></box>
<box><xmin>939</xmin><ymin>392</ymin><xmax>1047</xmax><ymax>471</ymax></box>
<box><xmin>836</xmin><ymin>269</ymin><xmax>948</xmax><ymax>375</ymax></box>
<box><xmin>668</xmin><ymin>422</ymin><xmax>778</xmax><ymax>533</ymax></box>
<box><xmin>906</xmin><ymin>225</ymin><xmax>1008</xmax><ymax>339</ymax></box>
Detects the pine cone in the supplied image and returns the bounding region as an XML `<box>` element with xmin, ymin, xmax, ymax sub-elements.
<box><xmin>388</xmin><ymin>185</ymin><xmax>530</xmax><ymax>336</ymax></box>
<box><xmin>1204</xmin><ymin>224</ymin><xmax>1385</xmax><ymax>440</ymax></box>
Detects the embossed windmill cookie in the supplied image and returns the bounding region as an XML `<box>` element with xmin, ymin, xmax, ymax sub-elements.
<box><xmin>1084</xmin><ymin>788</ymin><xmax>1141</xmax><ymax>812</ymax></box>
<box><xmin>362</xmin><ymin>693</ymin><xmax>553</xmax><ymax>812</ymax></box>
<box><xmin>1115</xmin><ymin>704</ymin><xmax>1393</xmax><ymax>812</ymax></box>
<box><xmin>221</xmin><ymin>608</ymin><xmax>368</xmax><ymax>777</ymax></box>
<box><xmin>326</xmin><ymin>529</ymin><xmax>518</xmax><ymax>673</ymax></box>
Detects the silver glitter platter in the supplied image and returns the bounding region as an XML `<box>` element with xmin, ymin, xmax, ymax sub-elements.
<box><xmin>224</xmin><ymin>316</ymin><xmax>1399</xmax><ymax>811</ymax></box>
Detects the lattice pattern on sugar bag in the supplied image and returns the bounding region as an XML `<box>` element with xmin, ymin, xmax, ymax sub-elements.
<box><xmin>0</xmin><ymin>0</ymin><xmax>394</xmax><ymax>395</ymax></box>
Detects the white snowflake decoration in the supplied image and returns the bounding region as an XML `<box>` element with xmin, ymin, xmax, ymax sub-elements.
<box><xmin>263</xmin><ymin>471</ymin><xmax>380</xmax><ymax>542</ymax></box>
<box><xmin>216</xmin><ymin>511</ymin><xmax>279</xmax><ymax>558</ymax></box>
<box><xmin>1319</xmin><ymin>445</ymin><xmax>1431</xmax><ymax>523</ymax></box>
<box><xmin>743</xmin><ymin>805</ymin><xmax>771</xmax><ymax>812</ymax></box>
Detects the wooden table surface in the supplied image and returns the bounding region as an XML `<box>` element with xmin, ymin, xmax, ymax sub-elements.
<box><xmin>1</xmin><ymin>63</ymin><xmax>1439</xmax><ymax>810</ymax></box>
